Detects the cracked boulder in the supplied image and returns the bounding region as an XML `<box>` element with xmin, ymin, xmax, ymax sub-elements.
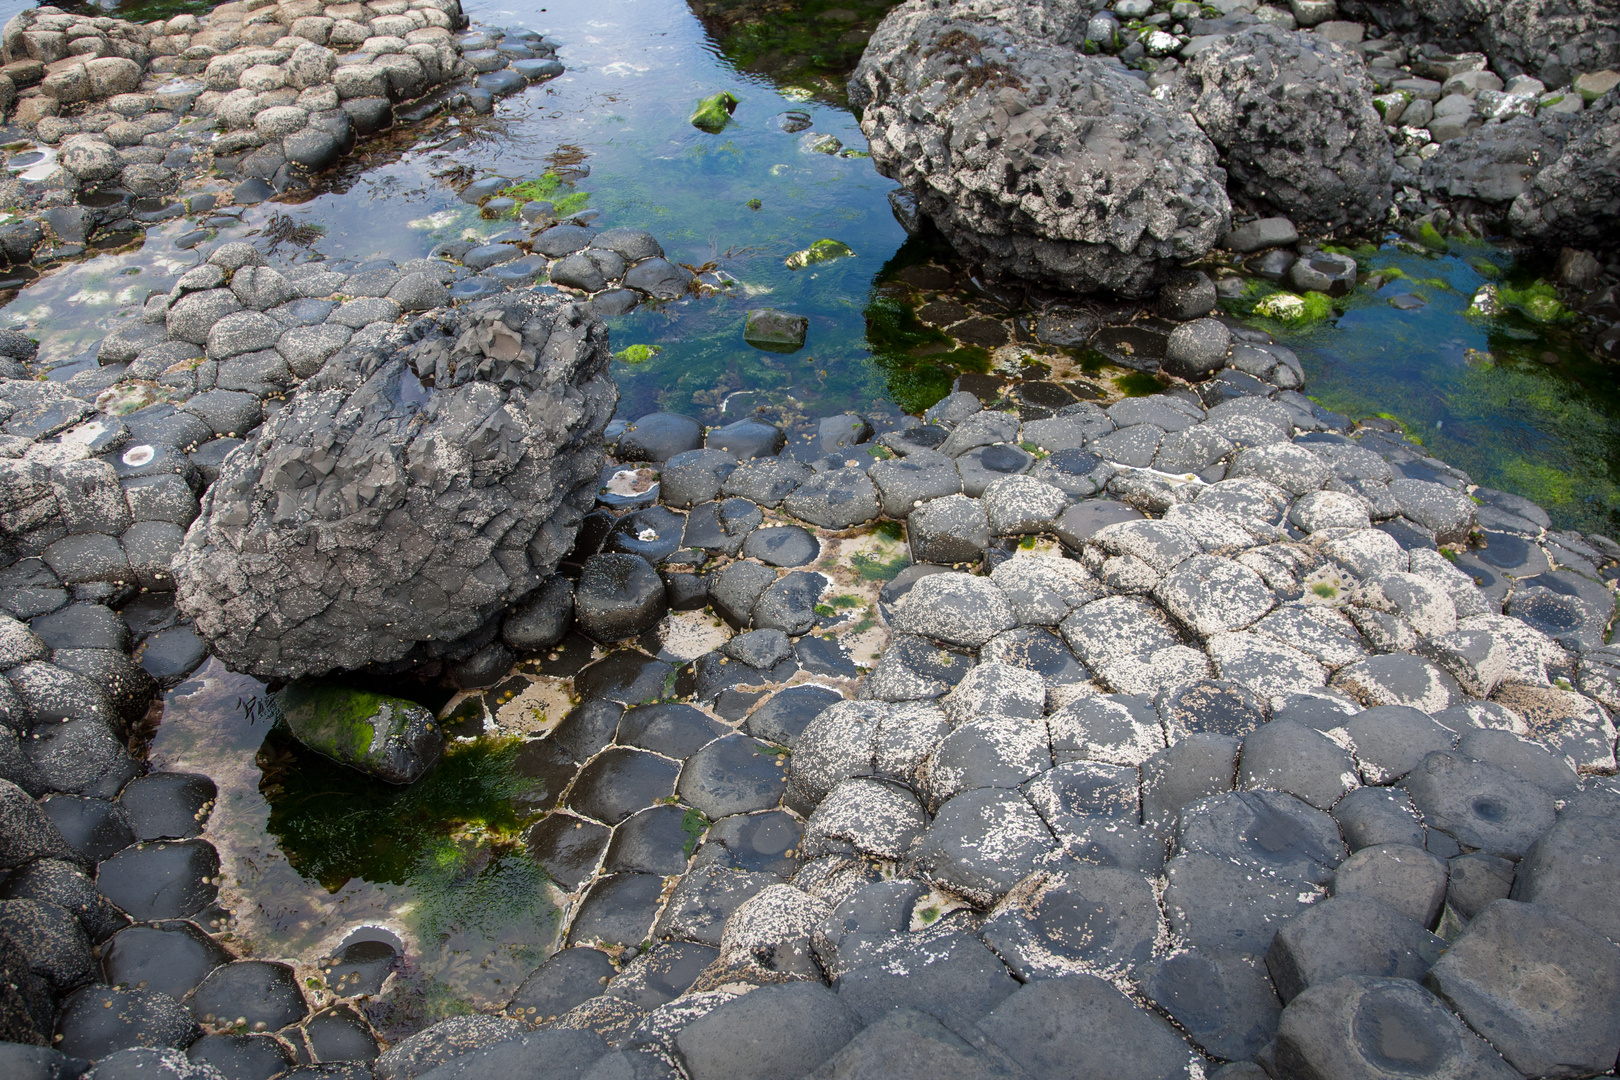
<box><xmin>174</xmin><ymin>294</ymin><xmax>616</xmax><ymax>678</ymax></box>
<box><xmin>850</xmin><ymin>2</ymin><xmax>1230</xmax><ymax>295</ymax></box>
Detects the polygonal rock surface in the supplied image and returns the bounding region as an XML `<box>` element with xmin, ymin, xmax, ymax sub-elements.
<box><xmin>893</xmin><ymin>573</ymin><xmax>1015</xmax><ymax>649</ymax></box>
<box><xmin>1427</xmin><ymin>900</ymin><xmax>1620</xmax><ymax>1079</ymax></box>
<box><xmin>1403</xmin><ymin>751</ymin><xmax>1554</xmax><ymax>860</ymax></box>
<box><xmin>979</xmin><ymin>861</ymin><xmax>1161</xmax><ymax>980</ymax></box>
<box><xmin>905</xmin><ymin>788</ymin><xmax>1057</xmax><ymax>907</ymax></box>
<box><xmin>976</xmin><ymin>975</ymin><xmax>1196</xmax><ymax>1080</ymax></box>
<box><xmin>1265</xmin><ymin>893</ymin><xmax>1445</xmax><ymax>1003</ymax></box>
<box><xmin>1274</xmin><ymin>975</ymin><xmax>1521</xmax><ymax>1080</ymax></box>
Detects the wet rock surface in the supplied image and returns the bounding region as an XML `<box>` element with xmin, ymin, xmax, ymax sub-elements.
<box><xmin>0</xmin><ymin>1</ymin><xmax>1616</xmax><ymax>1077</ymax></box>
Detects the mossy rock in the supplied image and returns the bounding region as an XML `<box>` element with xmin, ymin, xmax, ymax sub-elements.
<box><xmin>691</xmin><ymin>91</ymin><xmax>739</xmax><ymax>133</ymax></box>
<box><xmin>784</xmin><ymin>238</ymin><xmax>853</xmax><ymax>270</ymax></box>
<box><xmin>743</xmin><ymin>308</ymin><xmax>808</xmax><ymax>352</ymax></box>
<box><xmin>274</xmin><ymin>683</ymin><xmax>444</xmax><ymax>785</ymax></box>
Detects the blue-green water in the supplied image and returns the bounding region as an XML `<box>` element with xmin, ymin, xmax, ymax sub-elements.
<box><xmin>7</xmin><ymin>0</ymin><xmax>1614</xmax><ymax>532</ymax></box>
<box><xmin>1244</xmin><ymin>242</ymin><xmax>1619</xmax><ymax>534</ymax></box>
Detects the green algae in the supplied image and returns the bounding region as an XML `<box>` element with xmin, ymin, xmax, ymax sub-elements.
<box><xmin>259</xmin><ymin>729</ymin><xmax>532</xmax><ymax>892</ymax></box>
<box><xmin>1264</xmin><ymin>240</ymin><xmax>1620</xmax><ymax>534</ymax></box>
<box><xmin>274</xmin><ymin>683</ymin><xmax>393</xmax><ymax>763</ymax></box>
<box><xmin>691</xmin><ymin>91</ymin><xmax>741</xmax><ymax>133</ymax></box>
<box><xmin>1114</xmin><ymin>371</ymin><xmax>1164</xmax><ymax>397</ymax></box>
<box><xmin>615</xmin><ymin>343</ymin><xmax>663</xmax><ymax>365</ymax></box>
<box><xmin>688</xmin><ymin>0</ymin><xmax>901</xmax><ymax>107</ymax></box>
<box><xmin>785</xmin><ymin>238</ymin><xmax>854</xmax><ymax>269</ymax></box>
<box><xmin>1495</xmin><ymin>280</ymin><xmax>1574</xmax><ymax>324</ymax></box>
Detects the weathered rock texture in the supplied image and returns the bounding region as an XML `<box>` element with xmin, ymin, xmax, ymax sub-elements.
<box><xmin>1508</xmin><ymin>90</ymin><xmax>1620</xmax><ymax>246</ymax></box>
<box><xmin>850</xmin><ymin>1</ymin><xmax>1230</xmax><ymax>296</ymax></box>
<box><xmin>1178</xmin><ymin>25</ymin><xmax>1394</xmax><ymax>230</ymax></box>
<box><xmin>174</xmin><ymin>291</ymin><xmax>615</xmax><ymax>678</ymax></box>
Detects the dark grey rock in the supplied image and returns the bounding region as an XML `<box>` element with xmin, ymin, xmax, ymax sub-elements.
<box><xmin>1336</xmin><ymin>705</ymin><xmax>1454</xmax><ymax>785</ymax></box>
<box><xmin>96</xmin><ymin>839</ymin><xmax>219</xmax><ymax>921</ymax></box>
<box><xmin>1222</xmin><ymin>217</ymin><xmax>1300</xmax><ymax>252</ymax></box>
<box><xmin>657</xmin><ymin>453</ymin><xmax>741</xmax><ymax>511</ymax></box>
<box><xmin>1162</xmin><ymin>318</ymin><xmax>1232</xmax><ymax>380</ymax></box>
<box><xmin>905</xmin><ymin>788</ymin><xmax>1056</xmax><ymax>906</ymax></box>
<box><xmin>619</xmin><ymin>413</ymin><xmax>702</xmax><ymax>464</ymax></box>
<box><xmin>851</xmin><ymin>7</ymin><xmax>1230</xmax><ymax>295</ymax></box>
<box><xmin>413</xmin><ymin>1031</ymin><xmax>609</xmax><ymax>1080</ymax></box>
<box><xmin>622</xmin><ymin>259</ymin><xmax>690</xmax><ymax>300</ymax></box>
<box><xmin>38</xmin><ymin>794</ymin><xmax>129</xmax><ymax>865</ymax></box>
<box><xmin>707</xmin><ymin>560</ymin><xmax>777</xmax><ymax>629</ymax></box>
<box><xmin>54</xmin><ymin>984</ymin><xmax>198</xmax><ymax>1060</ymax></box>
<box><xmin>1274</xmin><ymin>974</ymin><xmax>1520</xmax><ymax>1080</ymax></box>
<box><xmin>0</xmin><ymin>898</ymin><xmax>93</xmax><ymax>994</ymax></box>
<box><xmin>1181</xmin><ymin>26</ymin><xmax>1392</xmax><ymax>229</ymax></box>
<box><xmin>677</xmin><ymin>734</ymin><xmax>787</xmax><ymax>819</ymax></box>
<box><xmin>575</xmin><ymin>554</ymin><xmax>666</xmax><ymax>642</ymax></box>
<box><xmin>506</xmin><ymin>949</ymin><xmax>616</xmax><ymax>1025</ymax></box>
<box><xmin>782</xmin><ymin>468</ymin><xmax>879</xmax><ymax>529</ymax></box>
<box><xmin>979</xmin><ymin>861</ymin><xmax>1160</xmax><ymax>980</ymax></box>
<box><xmin>1136</xmin><ymin>946</ymin><xmax>1280</xmax><ymax>1063</ymax></box>
<box><xmin>1511</xmin><ymin>812</ymin><xmax>1620</xmax><ymax>941</ymax></box>
<box><xmin>976</xmin><ymin>974</ymin><xmax>1194</xmax><ymax>1080</ymax></box>
<box><xmin>680</xmin><ymin>499</ymin><xmax>758</xmax><ymax>557</ymax></box>
<box><xmin>907</xmin><ymin>495</ymin><xmax>989</xmax><ymax>565</ymax></box>
<box><xmin>26</xmin><ymin>717</ymin><xmax>138</xmax><ymax>797</ymax></box>
<box><xmin>1177</xmin><ymin>790</ymin><xmax>1346</xmax><ymax>885</ymax></box>
<box><xmin>187</xmin><ymin>960</ymin><xmax>307</xmax><ymax>1033</ymax></box>
<box><xmin>1448</xmin><ymin>851</ymin><xmax>1515</xmax><ymax>920</ymax></box>
<box><xmin>1287</xmin><ymin>251</ymin><xmax>1358</xmax><ymax>297</ymax></box>
<box><xmin>1266</xmin><ymin>892</ymin><xmax>1445</xmax><ymax>1002</ymax></box>
<box><xmin>752</xmin><ymin>571</ymin><xmax>826</xmax><ymax>636</ymax></box>
<box><xmin>803</xmin><ymin>1007</ymin><xmax>1019</xmax><ymax>1080</ymax></box>
<box><xmin>1163</xmin><ymin>851</ymin><xmax>1319</xmax><ymax>955</ymax></box>
<box><xmin>705</xmin><ymin>420</ymin><xmax>783</xmax><ymax>460</ymax></box>
<box><xmin>187</xmin><ymin>1033</ymin><xmax>294</xmax><ymax>1080</ymax></box>
<box><xmin>1139</xmin><ymin>733</ymin><xmax>1239</xmax><ymax>838</ymax></box>
<box><xmin>956</xmin><ymin>444</ymin><xmax>1033</xmax><ymax>498</ymax></box>
<box><xmin>502</xmin><ymin>575</ymin><xmax>574</xmax><ymax>652</ymax></box>
<box><xmin>174</xmin><ymin>293</ymin><xmax>615</xmax><ymax>679</ymax></box>
<box><xmin>721</xmin><ymin>458</ymin><xmax>811</xmax><ymax>508</ymax></box>
<box><xmin>1428</xmin><ymin>900</ymin><xmax>1620</xmax><ymax>1079</ymax></box>
<box><xmin>673</xmin><ymin>982</ymin><xmax>859</xmax><ymax>1080</ymax></box>
<box><xmin>834</xmin><ymin>931</ymin><xmax>1018</xmax><ymax>1034</ymax></box>
<box><xmin>1157</xmin><ymin>270</ymin><xmax>1218</xmax><ymax>320</ymax></box>
<box><xmin>740</xmin><ymin>524</ymin><xmax>818</xmax><ymax>568</ymax></box>
<box><xmin>1330</xmin><ymin>843</ymin><xmax>1448</xmax><ymax>928</ymax></box>
<box><xmin>1403</xmin><ymin>750</ymin><xmax>1554</xmax><ymax>859</ymax></box>
<box><xmin>102</xmin><ymin>922</ymin><xmax>232</xmax><ymax>1004</ymax></box>
<box><xmin>118</xmin><ymin>772</ymin><xmax>215</xmax><ymax>841</ymax></box>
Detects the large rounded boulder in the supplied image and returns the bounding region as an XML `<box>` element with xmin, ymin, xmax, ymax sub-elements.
<box><xmin>851</xmin><ymin>1</ymin><xmax>1230</xmax><ymax>296</ymax></box>
<box><xmin>1179</xmin><ymin>25</ymin><xmax>1393</xmax><ymax>231</ymax></box>
<box><xmin>174</xmin><ymin>293</ymin><xmax>617</xmax><ymax>679</ymax></box>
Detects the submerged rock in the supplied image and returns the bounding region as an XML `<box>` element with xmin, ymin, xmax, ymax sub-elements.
<box><xmin>690</xmin><ymin>91</ymin><xmax>739</xmax><ymax>133</ymax></box>
<box><xmin>273</xmin><ymin>683</ymin><xmax>443</xmax><ymax>785</ymax></box>
<box><xmin>174</xmin><ymin>292</ymin><xmax>616</xmax><ymax>679</ymax></box>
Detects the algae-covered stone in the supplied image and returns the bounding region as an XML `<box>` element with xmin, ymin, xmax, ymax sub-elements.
<box><xmin>274</xmin><ymin>684</ymin><xmax>443</xmax><ymax>784</ymax></box>
<box><xmin>1255</xmin><ymin>292</ymin><xmax>1305</xmax><ymax>319</ymax></box>
<box><xmin>743</xmin><ymin>309</ymin><xmax>808</xmax><ymax>352</ymax></box>
<box><xmin>784</xmin><ymin>239</ymin><xmax>854</xmax><ymax>270</ymax></box>
<box><xmin>691</xmin><ymin>91</ymin><xmax>739</xmax><ymax>133</ymax></box>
